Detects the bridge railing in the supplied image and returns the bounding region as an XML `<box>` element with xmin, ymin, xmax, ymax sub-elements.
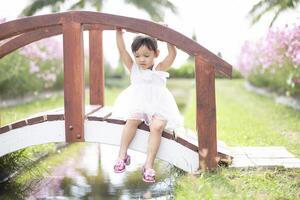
<box><xmin>0</xmin><ymin>11</ymin><xmax>232</xmax><ymax>170</ymax></box>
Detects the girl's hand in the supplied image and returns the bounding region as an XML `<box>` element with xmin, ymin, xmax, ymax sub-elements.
<box><xmin>157</xmin><ymin>22</ymin><xmax>168</xmax><ymax>27</ymax></box>
<box><xmin>116</xmin><ymin>27</ymin><xmax>124</xmax><ymax>34</ymax></box>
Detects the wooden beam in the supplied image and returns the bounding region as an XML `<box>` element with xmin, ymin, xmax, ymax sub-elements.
<box><xmin>195</xmin><ymin>55</ymin><xmax>218</xmax><ymax>170</ymax></box>
<box><xmin>62</xmin><ymin>21</ymin><xmax>85</xmax><ymax>142</ymax></box>
<box><xmin>89</xmin><ymin>29</ymin><xmax>104</xmax><ymax>105</ymax></box>
<box><xmin>0</xmin><ymin>25</ymin><xmax>62</xmax><ymax>59</ymax></box>
<box><xmin>0</xmin><ymin>11</ymin><xmax>232</xmax><ymax>77</ymax></box>
<box><xmin>0</xmin><ymin>25</ymin><xmax>107</xmax><ymax>59</ymax></box>
<box><xmin>0</xmin><ymin>13</ymin><xmax>65</xmax><ymax>41</ymax></box>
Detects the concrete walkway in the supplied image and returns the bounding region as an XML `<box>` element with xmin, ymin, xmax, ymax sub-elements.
<box><xmin>229</xmin><ymin>146</ymin><xmax>300</xmax><ymax>168</ymax></box>
<box><xmin>176</xmin><ymin>129</ymin><xmax>300</xmax><ymax>169</ymax></box>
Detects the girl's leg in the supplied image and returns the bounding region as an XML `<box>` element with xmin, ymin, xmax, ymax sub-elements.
<box><xmin>144</xmin><ymin>117</ymin><xmax>167</xmax><ymax>169</ymax></box>
<box><xmin>118</xmin><ymin>119</ymin><xmax>142</xmax><ymax>159</ymax></box>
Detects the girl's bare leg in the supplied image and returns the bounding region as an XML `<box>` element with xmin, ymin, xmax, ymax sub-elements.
<box><xmin>144</xmin><ymin>117</ymin><xmax>167</xmax><ymax>169</ymax></box>
<box><xmin>118</xmin><ymin>119</ymin><xmax>142</xmax><ymax>159</ymax></box>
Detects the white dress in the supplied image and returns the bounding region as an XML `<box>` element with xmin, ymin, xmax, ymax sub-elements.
<box><xmin>111</xmin><ymin>63</ymin><xmax>183</xmax><ymax>132</ymax></box>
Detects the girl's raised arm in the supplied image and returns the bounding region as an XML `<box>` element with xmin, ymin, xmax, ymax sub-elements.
<box><xmin>116</xmin><ymin>28</ymin><xmax>133</xmax><ymax>71</ymax></box>
<box><xmin>156</xmin><ymin>43</ymin><xmax>177</xmax><ymax>71</ymax></box>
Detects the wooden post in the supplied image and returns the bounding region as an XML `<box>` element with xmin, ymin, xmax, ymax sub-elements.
<box><xmin>195</xmin><ymin>55</ymin><xmax>217</xmax><ymax>170</ymax></box>
<box><xmin>63</xmin><ymin>22</ymin><xmax>85</xmax><ymax>142</ymax></box>
<box><xmin>89</xmin><ymin>29</ymin><xmax>104</xmax><ymax>105</ymax></box>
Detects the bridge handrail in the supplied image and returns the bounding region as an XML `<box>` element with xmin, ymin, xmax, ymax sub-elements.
<box><xmin>0</xmin><ymin>11</ymin><xmax>231</xmax><ymax>77</ymax></box>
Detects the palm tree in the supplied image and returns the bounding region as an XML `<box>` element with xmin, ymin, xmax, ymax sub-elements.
<box><xmin>20</xmin><ymin>0</ymin><xmax>177</xmax><ymax>21</ymax></box>
<box><xmin>249</xmin><ymin>0</ymin><xmax>300</xmax><ymax>27</ymax></box>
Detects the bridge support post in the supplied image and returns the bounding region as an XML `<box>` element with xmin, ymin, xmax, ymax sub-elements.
<box><xmin>63</xmin><ymin>22</ymin><xmax>85</xmax><ymax>142</ymax></box>
<box><xmin>195</xmin><ymin>55</ymin><xmax>217</xmax><ymax>170</ymax></box>
<box><xmin>89</xmin><ymin>28</ymin><xmax>104</xmax><ymax>105</ymax></box>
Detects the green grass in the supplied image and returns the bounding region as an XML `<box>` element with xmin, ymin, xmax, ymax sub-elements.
<box><xmin>178</xmin><ymin>79</ymin><xmax>300</xmax><ymax>200</ymax></box>
<box><xmin>175</xmin><ymin>167</ymin><xmax>300</xmax><ymax>200</ymax></box>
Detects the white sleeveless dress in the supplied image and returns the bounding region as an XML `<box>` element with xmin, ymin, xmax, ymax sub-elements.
<box><xmin>111</xmin><ymin>63</ymin><xmax>183</xmax><ymax>132</ymax></box>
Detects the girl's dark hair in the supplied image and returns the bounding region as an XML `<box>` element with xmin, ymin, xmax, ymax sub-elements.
<box><xmin>131</xmin><ymin>35</ymin><xmax>158</xmax><ymax>52</ymax></box>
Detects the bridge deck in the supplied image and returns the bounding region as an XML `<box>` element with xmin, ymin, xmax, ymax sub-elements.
<box><xmin>0</xmin><ymin>105</ymin><xmax>233</xmax><ymax>172</ymax></box>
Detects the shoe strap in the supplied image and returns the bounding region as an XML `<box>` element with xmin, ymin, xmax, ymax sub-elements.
<box><xmin>115</xmin><ymin>159</ymin><xmax>125</xmax><ymax>168</ymax></box>
<box><xmin>144</xmin><ymin>168</ymin><xmax>155</xmax><ymax>177</ymax></box>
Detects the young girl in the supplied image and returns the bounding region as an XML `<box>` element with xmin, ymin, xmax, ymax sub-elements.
<box><xmin>112</xmin><ymin>28</ymin><xmax>183</xmax><ymax>183</ymax></box>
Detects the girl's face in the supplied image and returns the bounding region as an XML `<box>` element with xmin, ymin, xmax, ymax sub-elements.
<box><xmin>133</xmin><ymin>45</ymin><xmax>159</xmax><ymax>69</ymax></box>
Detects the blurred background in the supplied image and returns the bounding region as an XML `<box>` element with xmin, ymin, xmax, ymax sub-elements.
<box><xmin>0</xmin><ymin>1</ymin><xmax>299</xmax><ymax>199</ymax></box>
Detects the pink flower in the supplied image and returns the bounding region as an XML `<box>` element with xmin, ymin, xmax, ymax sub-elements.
<box><xmin>237</xmin><ymin>24</ymin><xmax>300</xmax><ymax>76</ymax></box>
<box><xmin>29</xmin><ymin>61</ymin><xmax>40</xmax><ymax>74</ymax></box>
<box><xmin>236</xmin><ymin>40</ymin><xmax>258</xmax><ymax>76</ymax></box>
<box><xmin>21</xmin><ymin>44</ymin><xmax>46</xmax><ymax>59</ymax></box>
<box><xmin>20</xmin><ymin>37</ymin><xmax>63</xmax><ymax>60</ymax></box>
<box><xmin>295</xmin><ymin>79</ymin><xmax>300</xmax><ymax>85</ymax></box>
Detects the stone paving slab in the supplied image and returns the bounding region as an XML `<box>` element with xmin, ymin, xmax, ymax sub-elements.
<box><xmin>230</xmin><ymin>146</ymin><xmax>300</xmax><ymax>168</ymax></box>
<box><xmin>230</xmin><ymin>154</ymin><xmax>257</xmax><ymax>168</ymax></box>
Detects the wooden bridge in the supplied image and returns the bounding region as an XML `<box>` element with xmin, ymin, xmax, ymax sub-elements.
<box><xmin>0</xmin><ymin>11</ymin><xmax>233</xmax><ymax>172</ymax></box>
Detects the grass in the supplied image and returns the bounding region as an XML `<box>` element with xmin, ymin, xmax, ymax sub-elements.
<box><xmin>175</xmin><ymin>167</ymin><xmax>300</xmax><ymax>200</ymax></box>
<box><xmin>1</xmin><ymin>78</ymin><xmax>300</xmax><ymax>199</ymax></box>
<box><xmin>177</xmin><ymin>79</ymin><xmax>300</xmax><ymax>200</ymax></box>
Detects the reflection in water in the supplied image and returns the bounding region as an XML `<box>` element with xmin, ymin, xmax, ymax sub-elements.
<box><xmin>25</xmin><ymin>143</ymin><xmax>176</xmax><ymax>199</ymax></box>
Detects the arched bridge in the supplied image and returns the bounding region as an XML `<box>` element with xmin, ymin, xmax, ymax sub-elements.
<box><xmin>0</xmin><ymin>11</ymin><xmax>233</xmax><ymax>172</ymax></box>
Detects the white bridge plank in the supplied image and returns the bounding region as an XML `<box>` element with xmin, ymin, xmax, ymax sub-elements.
<box><xmin>0</xmin><ymin>121</ymin><xmax>65</xmax><ymax>157</ymax></box>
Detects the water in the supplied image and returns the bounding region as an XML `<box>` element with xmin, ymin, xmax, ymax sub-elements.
<box><xmin>24</xmin><ymin>143</ymin><xmax>175</xmax><ymax>199</ymax></box>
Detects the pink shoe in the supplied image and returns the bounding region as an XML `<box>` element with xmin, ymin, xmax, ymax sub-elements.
<box><xmin>142</xmin><ymin>167</ymin><xmax>155</xmax><ymax>183</ymax></box>
<box><xmin>114</xmin><ymin>155</ymin><xmax>131</xmax><ymax>173</ymax></box>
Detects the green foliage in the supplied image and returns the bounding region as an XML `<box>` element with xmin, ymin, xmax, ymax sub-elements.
<box><xmin>248</xmin><ymin>60</ymin><xmax>300</xmax><ymax>97</ymax></box>
<box><xmin>105</xmin><ymin>78</ymin><xmax>130</xmax><ymax>88</ymax></box>
<box><xmin>0</xmin><ymin>52</ymin><xmax>40</xmax><ymax>98</ymax></box>
<box><xmin>249</xmin><ymin>0</ymin><xmax>300</xmax><ymax>27</ymax></box>
<box><xmin>124</xmin><ymin>0</ymin><xmax>177</xmax><ymax>21</ymax></box>
<box><xmin>0</xmin><ymin>51</ymin><xmax>64</xmax><ymax>99</ymax></box>
<box><xmin>111</xmin><ymin>64</ymin><xmax>127</xmax><ymax>79</ymax></box>
<box><xmin>169</xmin><ymin>61</ymin><xmax>195</xmax><ymax>78</ymax></box>
<box><xmin>0</xmin><ymin>150</ymin><xmax>27</xmax><ymax>181</ymax></box>
<box><xmin>0</xmin><ymin>143</ymin><xmax>57</xmax><ymax>182</ymax></box>
<box><xmin>169</xmin><ymin>61</ymin><xmax>241</xmax><ymax>79</ymax></box>
<box><xmin>21</xmin><ymin>0</ymin><xmax>177</xmax><ymax>21</ymax></box>
<box><xmin>103</xmin><ymin>62</ymin><xmax>124</xmax><ymax>80</ymax></box>
<box><xmin>232</xmin><ymin>68</ymin><xmax>243</xmax><ymax>79</ymax></box>
<box><xmin>216</xmin><ymin>67</ymin><xmax>243</xmax><ymax>79</ymax></box>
